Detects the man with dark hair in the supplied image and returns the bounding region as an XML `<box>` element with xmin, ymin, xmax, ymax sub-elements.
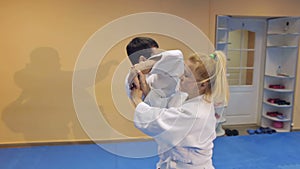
<box><xmin>125</xmin><ymin>36</ymin><xmax>185</xmax><ymax>108</ymax></box>
<box><xmin>125</xmin><ymin>36</ymin><xmax>160</xmax><ymax>96</ymax></box>
<box><xmin>126</xmin><ymin>37</ymin><xmax>159</xmax><ymax>65</ymax></box>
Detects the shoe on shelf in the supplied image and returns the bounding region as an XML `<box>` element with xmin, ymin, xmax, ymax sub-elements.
<box><xmin>269</xmin><ymin>84</ymin><xmax>285</xmax><ymax>89</ymax></box>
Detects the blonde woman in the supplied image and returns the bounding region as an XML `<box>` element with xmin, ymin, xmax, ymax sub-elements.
<box><xmin>130</xmin><ymin>51</ymin><xmax>229</xmax><ymax>169</ymax></box>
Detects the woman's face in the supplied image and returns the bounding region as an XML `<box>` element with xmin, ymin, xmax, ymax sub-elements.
<box><xmin>180</xmin><ymin>60</ymin><xmax>199</xmax><ymax>98</ymax></box>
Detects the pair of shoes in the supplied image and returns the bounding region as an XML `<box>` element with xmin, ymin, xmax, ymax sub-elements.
<box><xmin>259</xmin><ymin>127</ymin><xmax>276</xmax><ymax>134</ymax></box>
<box><xmin>247</xmin><ymin>127</ymin><xmax>276</xmax><ymax>135</ymax></box>
<box><xmin>266</xmin><ymin>112</ymin><xmax>286</xmax><ymax>120</ymax></box>
<box><xmin>225</xmin><ymin>129</ymin><xmax>239</xmax><ymax>136</ymax></box>
<box><xmin>272</xmin><ymin>121</ymin><xmax>284</xmax><ymax>129</ymax></box>
<box><xmin>267</xmin><ymin>98</ymin><xmax>290</xmax><ymax>105</ymax></box>
<box><xmin>266</xmin><ymin>111</ymin><xmax>283</xmax><ymax>117</ymax></box>
<box><xmin>260</xmin><ymin>127</ymin><xmax>276</xmax><ymax>134</ymax></box>
<box><xmin>269</xmin><ymin>84</ymin><xmax>285</xmax><ymax>89</ymax></box>
<box><xmin>247</xmin><ymin>129</ymin><xmax>263</xmax><ymax>135</ymax></box>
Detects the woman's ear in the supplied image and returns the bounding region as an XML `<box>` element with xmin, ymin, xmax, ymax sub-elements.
<box><xmin>198</xmin><ymin>82</ymin><xmax>209</xmax><ymax>94</ymax></box>
<box><xmin>200</xmin><ymin>82</ymin><xmax>208</xmax><ymax>88</ymax></box>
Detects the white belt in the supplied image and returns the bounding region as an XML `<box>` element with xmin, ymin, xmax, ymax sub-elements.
<box><xmin>157</xmin><ymin>158</ymin><xmax>214</xmax><ymax>169</ymax></box>
<box><xmin>157</xmin><ymin>157</ymin><xmax>176</xmax><ymax>169</ymax></box>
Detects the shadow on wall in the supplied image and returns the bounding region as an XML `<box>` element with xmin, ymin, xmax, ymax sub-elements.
<box><xmin>1</xmin><ymin>47</ymin><xmax>117</xmax><ymax>142</ymax></box>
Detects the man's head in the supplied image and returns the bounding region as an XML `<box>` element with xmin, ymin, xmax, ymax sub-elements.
<box><xmin>126</xmin><ymin>37</ymin><xmax>159</xmax><ymax>65</ymax></box>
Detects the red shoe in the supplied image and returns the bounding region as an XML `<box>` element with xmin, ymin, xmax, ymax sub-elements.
<box><xmin>267</xmin><ymin>112</ymin><xmax>277</xmax><ymax>117</ymax></box>
<box><xmin>269</xmin><ymin>84</ymin><xmax>285</xmax><ymax>89</ymax></box>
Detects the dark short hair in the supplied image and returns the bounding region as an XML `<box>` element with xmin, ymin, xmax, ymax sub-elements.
<box><xmin>126</xmin><ymin>37</ymin><xmax>159</xmax><ymax>65</ymax></box>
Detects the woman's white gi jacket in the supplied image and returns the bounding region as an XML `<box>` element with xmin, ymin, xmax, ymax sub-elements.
<box><xmin>134</xmin><ymin>94</ymin><xmax>216</xmax><ymax>169</ymax></box>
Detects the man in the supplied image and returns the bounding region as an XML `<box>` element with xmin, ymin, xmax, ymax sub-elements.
<box><xmin>125</xmin><ymin>36</ymin><xmax>160</xmax><ymax>95</ymax></box>
<box><xmin>126</xmin><ymin>37</ymin><xmax>159</xmax><ymax>65</ymax></box>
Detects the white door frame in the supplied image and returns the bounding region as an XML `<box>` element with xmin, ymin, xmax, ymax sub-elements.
<box><xmin>224</xmin><ymin>18</ymin><xmax>267</xmax><ymax>125</ymax></box>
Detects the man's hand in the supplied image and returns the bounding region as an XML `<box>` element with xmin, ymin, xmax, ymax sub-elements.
<box><xmin>137</xmin><ymin>71</ymin><xmax>150</xmax><ymax>96</ymax></box>
<box><xmin>130</xmin><ymin>75</ymin><xmax>140</xmax><ymax>90</ymax></box>
<box><xmin>130</xmin><ymin>85</ymin><xmax>143</xmax><ymax>107</ymax></box>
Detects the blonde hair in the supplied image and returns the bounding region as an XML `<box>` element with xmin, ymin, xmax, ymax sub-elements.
<box><xmin>188</xmin><ymin>51</ymin><xmax>229</xmax><ymax>106</ymax></box>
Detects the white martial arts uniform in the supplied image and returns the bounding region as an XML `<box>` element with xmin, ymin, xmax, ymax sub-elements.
<box><xmin>126</xmin><ymin>49</ymin><xmax>216</xmax><ymax>168</ymax></box>
<box><xmin>144</xmin><ymin>50</ymin><xmax>184</xmax><ymax>108</ymax></box>
<box><xmin>134</xmin><ymin>95</ymin><xmax>217</xmax><ymax>169</ymax></box>
<box><xmin>126</xmin><ymin>50</ymin><xmax>185</xmax><ymax>108</ymax></box>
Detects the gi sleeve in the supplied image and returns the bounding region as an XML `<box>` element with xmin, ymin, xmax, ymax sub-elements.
<box><xmin>134</xmin><ymin>102</ymin><xmax>181</xmax><ymax>137</ymax></box>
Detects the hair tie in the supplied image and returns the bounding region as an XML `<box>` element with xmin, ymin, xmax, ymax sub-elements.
<box><xmin>209</xmin><ymin>53</ymin><xmax>216</xmax><ymax>60</ymax></box>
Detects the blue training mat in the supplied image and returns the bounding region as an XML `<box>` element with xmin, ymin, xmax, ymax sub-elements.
<box><xmin>0</xmin><ymin>132</ymin><xmax>299</xmax><ymax>169</ymax></box>
<box><xmin>213</xmin><ymin>132</ymin><xmax>300</xmax><ymax>169</ymax></box>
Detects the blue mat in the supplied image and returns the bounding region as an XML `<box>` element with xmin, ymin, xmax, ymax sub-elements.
<box><xmin>0</xmin><ymin>132</ymin><xmax>299</xmax><ymax>169</ymax></box>
<box><xmin>213</xmin><ymin>132</ymin><xmax>300</xmax><ymax>169</ymax></box>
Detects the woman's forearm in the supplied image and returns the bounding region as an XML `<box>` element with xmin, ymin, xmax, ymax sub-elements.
<box><xmin>132</xmin><ymin>97</ymin><xmax>143</xmax><ymax>107</ymax></box>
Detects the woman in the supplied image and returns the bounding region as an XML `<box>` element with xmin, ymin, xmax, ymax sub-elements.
<box><xmin>130</xmin><ymin>51</ymin><xmax>229</xmax><ymax>169</ymax></box>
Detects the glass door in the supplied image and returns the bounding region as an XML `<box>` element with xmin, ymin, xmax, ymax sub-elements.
<box><xmin>216</xmin><ymin>16</ymin><xmax>267</xmax><ymax>124</ymax></box>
